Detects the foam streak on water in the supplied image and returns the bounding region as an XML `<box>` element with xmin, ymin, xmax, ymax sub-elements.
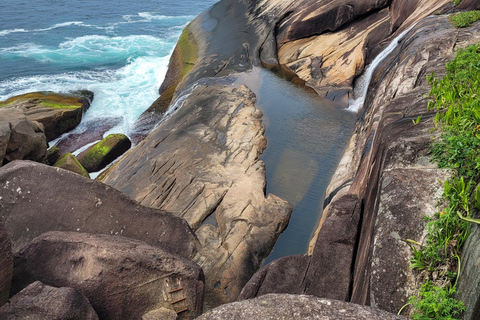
<box><xmin>348</xmin><ymin>24</ymin><xmax>417</xmax><ymax>112</ymax></box>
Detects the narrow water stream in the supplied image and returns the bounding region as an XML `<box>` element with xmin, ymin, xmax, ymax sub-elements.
<box><xmin>235</xmin><ymin>68</ymin><xmax>355</xmax><ymax>263</ymax></box>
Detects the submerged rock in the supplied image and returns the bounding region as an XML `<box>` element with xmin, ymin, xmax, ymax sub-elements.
<box><xmin>0</xmin><ymin>281</ymin><xmax>98</xmax><ymax>320</ymax></box>
<box><xmin>0</xmin><ymin>91</ymin><xmax>93</xmax><ymax>141</ymax></box>
<box><xmin>78</xmin><ymin>133</ymin><xmax>131</xmax><ymax>172</ymax></box>
<box><xmin>53</xmin><ymin>153</ymin><xmax>90</xmax><ymax>178</ymax></box>
<box><xmin>197</xmin><ymin>294</ymin><xmax>407</xmax><ymax>320</ymax></box>
<box><xmin>12</xmin><ymin>231</ymin><xmax>204</xmax><ymax>320</ymax></box>
<box><xmin>0</xmin><ymin>161</ymin><xmax>198</xmax><ymax>259</ymax></box>
<box><xmin>101</xmin><ymin>83</ymin><xmax>292</xmax><ymax>308</ymax></box>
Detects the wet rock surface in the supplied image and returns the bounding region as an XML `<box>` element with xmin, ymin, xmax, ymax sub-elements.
<box><xmin>1</xmin><ymin>281</ymin><xmax>98</xmax><ymax>320</ymax></box>
<box><xmin>0</xmin><ymin>160</ymin><xmax>198</xmax><ymax>259</ymax></box>
<box><xmin>77</xmin><ymin>133</ymin><xmax>131</xmax><ymax>172</ymax></box>
<box><xmin>11</xmin><ymin>231</ymin><xmax>204</xmax><ymax>320</ymax></box>
<box><xmin>197</xmin><ymin>294</ymin><xmax>408</xmax><ymax>320</ymax></box>
<box><xmin>101</xmin><ymin>83</ymin><xmax>292</xmax><ymax>308</ymax></box>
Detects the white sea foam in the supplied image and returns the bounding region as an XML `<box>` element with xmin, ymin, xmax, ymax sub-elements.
<box><xmin>347</xmin><ymin>24</ymin><xmax>417</xmax><ymax>113</ymax></box>
<box><xmin>0</xmin><ymin>21</ymin><xmax>101</xmax><ymax>37</ymax></box>
<box><xmin>0</xmin><ymin>28</ymin><xmax>29</xmax><ymax>36</ymax></box>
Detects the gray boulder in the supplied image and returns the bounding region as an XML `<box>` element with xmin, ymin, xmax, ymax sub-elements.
<box><xmin>0</xmin><ymin>160</ymin><xmax>198</xmax><ymax>259</ymax></box>
<box><xmin>197</xmin><ymin>294</ymin><xmax>408</xmax><ymax>320</ymax></box>
<box><xmin>11</xmin><ymin>231</ymin><xmax>204</xmax><ymax>320</ymax></box>
<box><xmin>0</xmin><ymin>281</ymin><xmax>98</xmax><ymax>320</ymax></box>
<box><xmin>0</xmin><ymin>108</ymin><xmax>47</xmax><ymax>166</ymax></box>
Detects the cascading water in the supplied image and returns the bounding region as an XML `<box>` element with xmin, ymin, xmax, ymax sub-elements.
<box><xmin>348</xmin><ymin>24</ymin><xmax>417</xmax><ymax>112</ymax></box>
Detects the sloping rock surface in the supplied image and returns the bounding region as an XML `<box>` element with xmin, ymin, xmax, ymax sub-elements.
<box><xmin>0</xmin><ymin>161</ymin><xmax>198</xmax><ymax>259</ymax></box>
<box><xmin>53</xmin><ymin>153</ymin><xmax>90</xmax><ymax>178</ymax></box>
<box><xmin>1</xmin><ymin>281</ymin><xmax>98</xmax><ymax>320</ymax></box>
<box><xmin>197</xmin><ymin>294</ymin><xmax>407</xmax><ymax>320</ymax></box>
<box><xmin>101</xmin><ymin>83</ymin><xmax>292</xmax><ymax>308</ymax></box>
<box><xmin>11</xmin><ymin>232</ymin><xmax>204</xmax><ymax>320</ymax></box>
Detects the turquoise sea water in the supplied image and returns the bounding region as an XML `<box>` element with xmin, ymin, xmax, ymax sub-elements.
<box><xmin>0</xmin><ymin>0</ymin><xmax>217</xmax><ymax>136</ymax></box>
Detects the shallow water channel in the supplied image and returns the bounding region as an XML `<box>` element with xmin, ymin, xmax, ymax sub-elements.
<box><xmin>235</xmin><ymin>68</ymin><xmax>356</xmax><ymax>264</ymax></box>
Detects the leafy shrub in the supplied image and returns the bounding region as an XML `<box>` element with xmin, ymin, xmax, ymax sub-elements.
<box><xmin>449</xmin><ymin>10</ymin><xmax>480</xmax><ymax>28</ymax></box>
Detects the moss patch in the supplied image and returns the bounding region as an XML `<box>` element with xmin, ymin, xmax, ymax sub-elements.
<box><xmin>54</xmin><ymin>153</ymin><xmax>90</xmax><ymax>178</ymax></box>
<box><xmin>0</xmin><ymin>92</ymin><xmax>83</xmax><ymax>109</ymax></box>
<box><xmin>79</xmin><ymin>134</ymin><xmax>131</xmax><ymax>172</ymax></box>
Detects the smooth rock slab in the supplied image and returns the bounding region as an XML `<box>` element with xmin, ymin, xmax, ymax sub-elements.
<box><xmin>0</xmin><ymin>281</ymin><xmax>98</xmax><ymax>320</ymax></box>
<box><xmin>53</xmin><ymin>153</ymin><xmax>90</xmax><ymax>178</ymax></box>
<box><xmin>0</xmin><ymin>160</ymin><xmax>198</xmax><ymax>259</ymax></box>
<box><xmin>197</xmin><ymin>294</ymin><xmax>408</xmax><ymax>320</ymax></box>
<box><xmin>11</xmin><ymin>232</ymin><xmax>204</xmax><ymax>320</ymax></box>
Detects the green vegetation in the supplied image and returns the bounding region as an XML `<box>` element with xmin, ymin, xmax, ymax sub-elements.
<box><xmin>0</xmin><ymin>92</ymin><xmax>83</xmax><ymax>109</ymax></box>
<box><xmin>449</xmin><ymin>10</ymin><xmax>480</xmax><ymax>28</ymax></box>
<box><xmin>406</xmin><ymin>44</ymin><xmax>480</xmax><ymax>319</ymax></box>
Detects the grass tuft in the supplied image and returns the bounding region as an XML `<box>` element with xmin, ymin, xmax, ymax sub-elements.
<box><xmin>449</xmin><ymin>10</ymin><xmax>480</xmax><ymax>28</ymax></box>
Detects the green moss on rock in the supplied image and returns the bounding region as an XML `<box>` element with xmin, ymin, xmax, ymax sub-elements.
<box><xmin>78</xmin><ymin>134</ymin><xmax>131</xmax><ymax>172</ymax></box>
<box><xmin>53</xmin><ymin>153</ymin><xmax>90</xmax><ymax>178</ymax></box>
<box><xmin>0</xmin><ymin>92</ymin><xmax>84</xmax><ymax>109</ymax></box>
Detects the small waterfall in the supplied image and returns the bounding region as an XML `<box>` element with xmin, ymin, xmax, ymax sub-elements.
<box><xmin>348</xmin><ymin>24</ymin><xmax>417</xmax><ymax>112</ymax></box>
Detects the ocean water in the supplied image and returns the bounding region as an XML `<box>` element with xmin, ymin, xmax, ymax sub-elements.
<box><xmin>0</xmin><ymin>0</ymin><xmax>218</xmax><ymax>137</ymax></box>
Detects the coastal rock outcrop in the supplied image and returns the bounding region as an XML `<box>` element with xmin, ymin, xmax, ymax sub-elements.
<box><xmin>11</xmin><ymin>231</ymin><xmax>204</xmax><ymax>319</ymax></box>
<box><xmin>0</xmin><ymin>281</ymin><xmax>98</xmax><ymax>320</ymax></box>
<box><xmin>0</xmin><ymin>160</ymin><xmax>198</xmax><ymax>259</ymax></box>
<box><xmin>0</xmin><ymin>108</ymin><xmax>47</xmax><ymax>166</ymax></box>
<box><xmin>197</xmin><ymin>294</ymin><xmax>407</xmax><ymax>320</ymax></box>
<box><xmin>101</xmin><ymin>83</ymin><xmax>292</xmax><ymax>308</ymax></box>
<box><xmin>0</xmin><ymin>91</ymin><xmax>93</xmax><ymax>141</ymax></box>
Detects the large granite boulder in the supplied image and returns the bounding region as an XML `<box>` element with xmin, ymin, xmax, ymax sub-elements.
<box><xmin>0</xmin><ymin>222</ymin><xmax>12</xmax><ymax>307</ymax></box>
<box><xmin>0</xmin><ymin>91</ymin><xmax>93</xmax><ymax>141</ymax></box>
<box><xmin>78</xmin><ymin>133</ymin><xmax>131</xmax><ymax>172</ymax></box>
<box><xmin>11</xmin><ymin>232</ymin><xmax>204</xmax><ymax>319</ymax></box>
<box><xmin>197</xmin><ymin>294</ymin><xmax>408</xmax><ymax>320</ymax></box>
<box><xmin>0</xmin><ymin>108</ymin><xmax>47</xmax><ymax>166</ymax></box>
<box><xmin>0</xmin><ymin>160</ymin><xmax>198</xmax><ymax>259</ymax></box>
<box><xmin>101</xmin><ymin>83</ymin><xmax>292</xmax><ymax>308</ymax></box>
<box><xmin>0</xmin><ymin>281</ymin><xmax>98</xmax><ymax>320</ymax></box>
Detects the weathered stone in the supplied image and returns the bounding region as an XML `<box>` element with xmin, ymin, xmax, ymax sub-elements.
<box><xmin>0</xmin><ymin>91</ymin><xmax>93</xmax><ymax>141</ymax></box>
<box><xmin>11</xmin><ymin>232</ymin><xmax>204</xmax><ymax>320</ymax></box>
<box><xmin>197</xmin><ymin>294</ymin><xmax>408</xmax><ymax>320</ymax></box>
<box><xmin>0</xmin><ymin>160</ymin><xmax>198</xmax><ymax>259</ymax></box>
<box><xmin>0</xmin><ymin>281</ymin><xmax>98</xmax><ymax>320</ymax></box>
<box><xmin>0</xmin><ymin>222</ymin><xmax>12</xmax><ymax>307</ymax></box>
<box><xmin>239</xmin><ymin>254</ymin><xmax>310</xmax><ymax>299</ymax></box>
<box><xmin>53</xmin><ymin>153</ymin><xmax>90</xmax><ymax>178</ymax></box>
<box><xmin>101</xmin><ymin>83</ymin><xmax>292</xmax><ymax>308</ymax></box>
<box><xmin>142</xmin><ymin>308</ymin><xmax>178</xmax><ymax>320</ymax></box>
<box><xmin>0</xmin><ymin>108</ymin><xmax>47</xmax><ymax>166</ymax></box>
<box><xmin>78</xmin><ymin>133</ymin><xmax>131</xmax><ymax>172</ymax></box>
<box><xmin>457</xmin><ymin>221</ymin><xmax>480</xmax><ymax>320</ymax></box>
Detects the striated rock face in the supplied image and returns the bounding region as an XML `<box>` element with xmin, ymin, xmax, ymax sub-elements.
<box><xmin>101</xmin><ymin>83</ymin><xmax>292</xmax><ymax>308</ymax></box>
<box><xmin>0</xmin><ymin>108</ymin><xmax>47</xmax><ymax>166</ymax></box>
<box><xmin>1</xmin><ymin>281</ymin><xmax>98</xmax><ymax>320</ymax></box>
<box><xmin>238</xmin><ymin>10</ymin><xmax>480</xmax><ymax>316</ymax></box>
<box><xmin>0</xmin><ymin>161</ymin><xmax>198</xmax><ymax>259</ymax></box>
<box><xmin>197</xmin><ymin>294</ymin><xmax>408</xmax><ymax>320</ymax></box>
<box><xmin>0</xmin><ymin>91</ymin><xmax>93</xmax><ymax>141</ymax></box>
<box><xmin>11</xmin><ymin>232</ymin><xmax>204</xmax><ymax>320</ymax></box>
